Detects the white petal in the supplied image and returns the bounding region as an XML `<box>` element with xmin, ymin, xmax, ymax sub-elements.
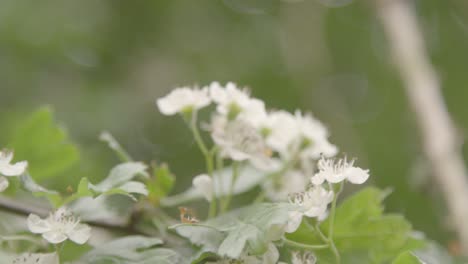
<box><xmin>345</xmin><ymin>167</ymin><xmax>370</xmax><ymax>184</ymax></box>
<box><xmin>27</xmin><ymin>214</ymin><xmax>51</xmax><ymax>234</ymax></box>
<box><xmin>285</xmin><ymin>211</ymin><xmax>303</xmax><ymax>233</ymax></box>
<box><xmin>0</xmin><ymin>176</ymin><xmax>9</xmax><ymax>192</ymax></box>
<box><xmin>156</xmin><ymin>97</ymin><xmax>178</xmax><ymax>115</ymax></box>
<box><xmin>325</xmin><ymin>171</ymin><xmax>346</xmax><ymax>183</ymax></box>
<box><xmin>0</xmin><ymin>150</ymin><xmax>13</xmax><ymax>163</ymax></box>
<box><xmin>262</xmin><ymin>243</ymin><xmax>280</xmax><ymax>264</ymax></box>
<box><xmin>310</xmin><ymin>172</ymin><xmax>325</xmax><ymax>185</ymax></box>
<box><xmin>304</xmin><ymin>205</ymin><xmax>327</xmax><ymax>218</ymax></box>
<box><xmin>192</xmin><ymin>174</ymin><xmax>213</xmax><ymax>202</ymax></box>
<box><xmin>67</xmin><ymin>224</ymin><xmax>91</xmax><ymax>244</ymax></box>
<box><xmin>0</xmin><ymin>161</ymin><xmax>28</xmax><ymax>177</ymax></box>
<box><xmin>42</xmin><ymin>230</ymin><xmax>68</xmax><ymax>244</ymax></box>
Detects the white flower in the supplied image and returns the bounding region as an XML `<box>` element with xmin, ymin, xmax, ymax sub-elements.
<box><xmin>261</xmin><ymin>111</ymin><xmax>337</xmax><ymax>160</ymax></box>
<box><xmin>27</xmin><ymin>207</ymin><xmax>91</xmax><ymax>244</ymax></box>
<box><xmin>262</xmin><ymin>110</ymin><xmax>298</xmax><ymax>155</ymax></box>
<box><xmin>311</xmin><ymin>157</ymin><xmax>370</xmax><ymax>185</ymax></box>
<box><xmin>291</xmin><ymin>251</ymin><xmax>316</xmax><ymax>264</ymax></box>
<box><xmin>193</xmin><ymin>174</ymin><xmax>213</xmax><ymax>202</ymax></box>
<box><xmin>286</xmin><ymin>186</ymin><xmax>334</xmax><ymax>233</ymax></box>
<box><xmin>294</xmin><ymin>111</ymin><xmax>338</xmax><ymax>159</ymax></box>
<box><xmin>0</xmin><ymin>150</ymin><xmax>28</xmax><ymax>177</ymax></box>
<box><xmin>156</xmin><ymin>87</ymin><xmax>211</xmax><ymax>115</ymax></box>
<box><xmin>211</xmin><ymin>115</ymin><xmax>276</xmax><ymax>171</ymax></box>
<box><xmin>0</xmin><ymin>149</ymin><xmax>28</xmax><ymax>193</ymax></box>
<box><xmin>262</xmin><ymin>170</ymin><xmax>308</xmax><ymax>201</ymax></box>
<box><xmin>209</xmin><ymin>82</ymin><xmax>267</xmax><ymax>124</ymax></box>
<box><xmin>12</xmin><ymin>253</ymin><xmax>59</xmax><ymax>264</ymax></box>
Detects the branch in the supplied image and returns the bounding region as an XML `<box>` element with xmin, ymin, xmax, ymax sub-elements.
<box><xmin>0</xmin><ymin>196</ymin><xmax>149</xmax><ymax>236</ymax></box>
<box><xmin>376</xmin><ymin>0</ymin><xmax>468</xmax><ymax>252</ymax></box>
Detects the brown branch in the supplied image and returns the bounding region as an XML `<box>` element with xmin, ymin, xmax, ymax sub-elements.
<box><xmin>0</xmin><ymin>196</ymin><xmax>150</xmax><ymax>236</ymax></box>
<box><xmin>376</xmin><ymin>0</ymin><xmax>468</xmax><ymax>253</ymax></box>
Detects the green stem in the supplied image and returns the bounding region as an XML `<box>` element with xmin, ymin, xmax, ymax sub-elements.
<box><xmin>206</xmin><ymin>152</ymin><xmax>217</xmax><ymax>218</ymax></box>
<box><xmin>187</xmin><ymin>111</ymin><xmax>217</xmax><ymax>218</ymax></box>
<box><xmin>282</xmin><ymin>237</ymin><xmax>329</xmax><ymax>250</ymax></box>
<box><xmin>327</xmin><ymin>182</ymin><xmax>344</xmax><ymax>264</ymax></box>
<box><xmin>189</xmin><ymin>111</ymin><xmax>209</xmax><ymax>156</ymax></box>
<box><xmin>221</xmin><ymin>161</ymin><xmax>240</xmax><ymax>213</ymax></box>
<box><xmin>216</xmin><ymin>153</ymin><xmax>226</xmax><ymax>209</ymax></box>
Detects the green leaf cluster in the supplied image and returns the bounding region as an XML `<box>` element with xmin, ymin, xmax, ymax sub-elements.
<box><xmin>171</xmin><ymin>203</ymin><xmax>290</xmax><ymax>261</ymax></box>
<box><xmin>79</xmin><ymin>236</ymin><xmax>184</xmax><ymax>264</ymax></box>
<box><xmin>287</xmin><ymin>187</ymin><xmax>426</xmax><ymax>263</ymax></box>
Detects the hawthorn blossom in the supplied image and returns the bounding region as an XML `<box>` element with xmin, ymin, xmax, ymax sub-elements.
<box><xmin>0</xmin><ymin>150</ymin><xmax>28</xmax><ymax>192</ymax></box>
<box><xmin>311</xmin><ymin>157</ymin><xmax>370</xmax><ymax>185</ymax></box>
<box><xmin>209</xmin><ymin>82</ymin><xmax>267</xmax><ymax>124</ymax></box>
<box><xmin>291</xmin><ymin>251</ymin><xmax>317</xmax><ymax>264</ymax></box>
<box><xmin>156</xmin><ymin>87</ymin><xmax>211</xmax><ymax>115</ymax></box>
<box><xmin>286</xmin><ymin>186</ymin><xmax>334</xmax><ymax>233</ymax></box>
<box><xmin>294</xmin><ymin>111</ymin><xmax>338</xmax><ymax>159</ymax></box>
<box><xmin>262</xmin><ymin>170</ymin><xmax>308</xmax><ymax>201</ymax></box>
<box><xmin>193</xmin><ymin>174</ymin><xmax>213</xmax><ymax>202</ymax></box>
<box><xmin>12</xmin><ymin>253</ymin><xmax>59</xmax><ymax>264</ymax></box>
<box><xmin>261</xmin><ymin>111</ymin><xmax>337</xmax><ymax>160</ymax></box>
<box><xmin>27</xmin><ymin>207</ymin><xmax>91</xmax><ymax>244</ymax></box>
<box><xmin>210</xmin><ymin>115</ymin><xmax>276</xmax><ymax>171</ymax></box>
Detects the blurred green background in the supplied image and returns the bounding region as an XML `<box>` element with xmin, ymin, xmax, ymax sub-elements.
<box><xmin>0</xmin><ymin>0</ymin><xmax>467</xmax><ymax>250</ymax></box>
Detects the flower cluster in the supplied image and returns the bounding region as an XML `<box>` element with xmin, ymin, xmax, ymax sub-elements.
<box><xmin>0</xmin><ymin>149</ymin><xmax>28</xmax><ymax>192</ymax></box>
<box><xmin>156</xmin><ymin>82</ymin><xmax>341</xmax><ymax>201</ymax></box>
<box><xmin>157</xmin><ymin>82</ymin><xmax>371</xmax><ymax>253</ymax></box>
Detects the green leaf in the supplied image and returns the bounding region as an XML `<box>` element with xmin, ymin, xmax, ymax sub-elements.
<box><xmin>161</xmin><ymin>165</ymin><xmax>267</xmax><ymax>207</ymax></box>
<box><xmin>147</xmin><ymin>163</ymin><xmax>175</xmax><ymax>205</ymax></box>
<box><xmin>392</xmin><ymin>251</ymin><xmax>424</xmax><ymax>264</ymax></box>
<box><xmin>8</xmin><ymin>107</ymin><xmax>79</xmax><ymax>181</ymax></box>
<box><xmin>94</xmin><ymin>162</ymin><xmax>148</xmax><ymax>191</ymax></box>
<box><xmin>80</xmin><ymin>236</ymin><xmax>184</xmax><ymax>264</ymax></box>
<box><xmin>171</xmin><ymin>203</ymin><xmax>290</xmax><ymax>259</ymax></box>
<box><xmin>20</xmin><ymin>173</ymin><xmax>62</xmax><ymax>207</ymax></box>
<box><xmin>287</xmin><ymin>187</ymin><xmax>426</xmax><ymax>263</ymax></box>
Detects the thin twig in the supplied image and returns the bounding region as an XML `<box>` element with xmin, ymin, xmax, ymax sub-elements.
<box><xmin>0</xmin><ymin>196</ymin><xmax>149</xmax><ymax>236</ymax></box>
<box><xmin>376</xmin><ymin>0</ymin><xmax>468</xmax><ymax>252</ymax></box>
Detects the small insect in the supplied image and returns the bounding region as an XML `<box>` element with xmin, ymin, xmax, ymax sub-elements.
<box><xmin>178</xmin><ymin>207</ymin><xmax>199</xmax><ymax>224</ymax></box>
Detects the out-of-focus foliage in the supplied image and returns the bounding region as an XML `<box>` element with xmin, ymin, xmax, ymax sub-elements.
<box><xmin>1</xmin><ymin>0</ymin><xmax>467</xmax><ymax>249</ymax></box>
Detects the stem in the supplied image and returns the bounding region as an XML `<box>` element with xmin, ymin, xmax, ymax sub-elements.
<box><xmin>189</xmin><ymin>111</ymin><xmax>209</xmax><ymax>156</ymax></box>
<box><xmin>100</xmin><ymin>131</ymin><xmax>133</xmax><ymax>162</ymax></box>
<box><xmin>0</xmin><ymin>196</ymin><xmax>150</xmax><ymax>236</ymax></box>
<box><xmin>327</xmin><ymin>182</ymin><xmax>344</xmax><ymax>264</ymax></box>
<box><xmin>281</xmin><ymin>237</ymin><xmax>329</xmax><ymax>250</ymax></box>
<box><xmin>216</xmin><ymin>153</ymin><xmax>226</xmax><ymax>209</ymax></box>
<box><xmin>187</xmin><ymin>111</ymin><xmax>217</xmax><ymax>218</ymax></box>
<box><xmin>206</xmin><ymin>152</ymin><xmax>217</xmax><ymax>218</ymax></box>
<box><xmin>221</xmin><ymin>161</ymin><xmax>240</xmax><ymax>213</ymax></box>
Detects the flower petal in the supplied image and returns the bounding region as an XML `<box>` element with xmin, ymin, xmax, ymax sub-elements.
<box><xmin>27</xmin><ymin>214</ymin><xmax>51</xmax><ymax>234</ymax></box>
<box><xmin>285</xmin><ymin>211</ymin><xmax>303</xmax><ymax>233</ymax></box>
<box><xmin>345</xmin><ymin>167</ymin><xmax>370</xmax><ymax>184</ymax></box>
<box><xmin>0</xmin><ymin>176</ymin><xmax>9</xmax><ymax>192</ymax></box>
<box><xmin>67</xmin><ymin>223</ymin><xmax>91</xmax><ymax>244</ymax></box>
<box><xmin>0</xmin><ymin>160</ymin><xmax>28</xmax><ymax>177</ymax></box>
<box><xmin>192</xmin><ymin>174</ymin><xmax>213</xmax><ymax>202</ymax></box>
<box><xmin>42</xmin><ymin>230</ymin><xmax>68</xmax><ymax>244</ymax></box>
